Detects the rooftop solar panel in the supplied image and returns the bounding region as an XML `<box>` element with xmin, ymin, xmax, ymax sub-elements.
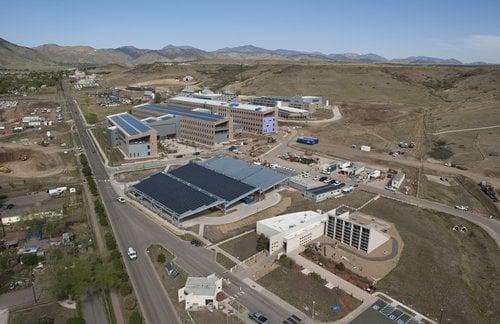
<box><xmin>110</xmin><ymin>115</ymin><xmax>138</xmax><ymax>136</ymax></box>
<box><xmin>121</xmin><ymin>113</ymin><xmax>152</xmax><ymax>132</ymax></box>
<box><xmin>132</xmin><ymin>172</ymin><xmax>221</xmax><ymax>217</ymax></box>
<box><xmin>137</xmin><ymin>104</ymin><xmax>224</xmax><ymax>122</ymax></box>
<box><xmin>170</xmin><ymin>163</ymin><xmax>257</xmax><ymax>203</ymax></box>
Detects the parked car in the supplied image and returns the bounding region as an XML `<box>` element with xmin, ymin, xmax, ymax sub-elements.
<box><xmin>455</xmin><ymin>205</ymin><xmax>469</xmax><ymax>211</ymax></box>
<box><xmin>249</xmin><ymin>312</ymin><xmax>269</xmax><ymax>324</ymax></box>
<box><xmin>127</xmin><ymin>247</ymin><xmax>137</xmax><ymax>260</ymax></box>
<box><xmin>117</xmin><ymin>196</ymin><xmax>126</xmax><ymax>203</ymax></box>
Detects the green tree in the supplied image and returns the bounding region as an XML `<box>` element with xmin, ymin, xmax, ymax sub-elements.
<box><xmin>157</xmin><ymin>253</ymin><xmax>166</xmax><ymax>264</ymax></box>
<box><xmin>47</xmin><ymin>255</ymin><xmax>94</xmax><ymax>300</ymax></box>
<box><xmin>104</xmin><ymin>231</ymin><xmax>116</xmax><ymax>250</ymax></box>
<box><xmin>0</xmin><ymin>249</ymin><xmax>17</xmax><ymax>275</ymax></box>
<box><xmin>21</xmin><ymin>254</ymin><xmax>39</xmax><ymax>267</ymax></box>
<box><xmin>153</xmin><ymin>92</ymin><xmax>162</xmax><ymax>104</ymax></box>
<box><xmin>94</xmin><ymin>261</ymin><xmax>121</xmax><ymax>291</ymax></box>
<box><xmin>128</xmin><ymin>310</ymin><xmax>143</xmax><ymax>324</ymax></box>
<box><xmin>256</xmin><ymin>234</ymin><xmax>269</xmax><ymax>252</ymax></box>
<box><xmin>66</xmin><ymin>317</ymin><xmax>85</xmax><ymax>324</ymax></box>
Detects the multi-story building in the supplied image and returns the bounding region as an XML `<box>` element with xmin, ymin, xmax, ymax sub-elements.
<box><xmin>167</xmin><ymin>96</ymin><xmax>277</xmax><ymax>134</ymax></box>
<box><xmin>106</xmin><ymin>112</ymin><xmax>157</xmax><ymax>159</ymax></box>
<box><xmin>325</xmin><ymin>207</ymin><xmax>390</xmax><ymax>253</ymax></box>
<box><xmin>250</xmin><ymin>95</ymin><xmax>323</xmax><ymax>110</ymax></box>
<box><xmin>133</xmin><ymin>104</ymin><xmax>233</xmax><ymax>146</ymax></box>
<box><xmin>257</xmin><ymin>211</ymin><xmax>327</xmax><ymax>254</ymax></box>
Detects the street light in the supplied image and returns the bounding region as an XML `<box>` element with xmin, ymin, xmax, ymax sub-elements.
<box><xmin>312</xmin><ymin>300</ymin><xmax>315</xmax><ymax>320</ymax></box>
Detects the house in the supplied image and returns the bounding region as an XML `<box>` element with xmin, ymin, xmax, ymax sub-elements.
<box><xmin>178</xmin><ymin>274</ymin><xmax>222</xmax><ymax>310</ymax></box>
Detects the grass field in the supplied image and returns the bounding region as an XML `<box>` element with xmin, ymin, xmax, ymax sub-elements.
<box><xmin>360</xmin><ymin>198</ymin><xmax>500</xmax><ymax>324</ymax></box>
<box><xmin>219</xmin><ymin>232</ymin><xmax>259</xmax><ymax>261</ymax></box>
<box><xmin>258</xmin><ymin>262</ymin><xmax>361</xmax><ymax>322</ymax></box>
<box><xmin>114</xmin><ymin>167</ymin><xmax>164</xmax><ymax>182</ymax></box>
<box><xmin>91</xmin><ymin>126</ymin><xmax>124</xmax><ymax>166</ymax></box>
<box><xmin>216</xmin><ymin>252</ymin><xmax>237</xmax><ymax>269</ymax></box>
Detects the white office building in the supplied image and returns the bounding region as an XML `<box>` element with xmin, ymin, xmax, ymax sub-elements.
<box><xmin>257</xmin><ymin>211</ymin><xmax>327</xmax><ymax>254</ymax></box>
<box><xmin>325</xmin><ymin>208</ymin><xmax>390</xmax><ymax>253</ymax></box>
<box><xmin>178</xmin><ymin>274</ymin><xmax>222</xmax><ymax>310</ymax></box>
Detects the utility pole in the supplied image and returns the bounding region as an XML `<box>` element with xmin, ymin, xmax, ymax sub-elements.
<box><xmin>312</xmin><ymin>300</ymin><xmax>315</xmax><ymax>320</ymax></box>
<box><xmin>439</xmin><ymin>308</ymin><xmax>444</xmax><ymax>324</ymax></box>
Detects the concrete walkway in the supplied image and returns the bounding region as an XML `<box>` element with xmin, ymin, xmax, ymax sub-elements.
<box><xmin>182</xmin><ymin>191</ymin><xmax>282</xmax><ymax>227</ymax></box>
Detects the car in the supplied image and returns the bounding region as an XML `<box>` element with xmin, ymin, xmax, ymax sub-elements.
<box><xmin>313</xmin><ymin>175</ymin><xmax>320</xmax><ymax>181</ymax></box>
<box><xmin>455</xmin><ymin>205</ymin><xmax>469</xmax><ymax>211</ymax></box>
<box><xmin>319</xmin><ymin>176</ymin><xmax>328</xmax><ymax>182</ymax></box>
<box><xmin>117</xmin><ymin>196</ymin><xmax>126</xmax><ymax>203</ymax></box>
<box><xmin>127</xmin><ymin>247</ymin><xmax>137</xmax><ymax>260</ymax></box>
<box><xmin>249</xmin><ymin>312</ymin><xmax>269</xmax><ymax>324</ymax></box>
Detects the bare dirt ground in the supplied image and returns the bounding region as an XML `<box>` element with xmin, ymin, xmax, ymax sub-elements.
<box><xmin>0</xmin><ymin>143</ymin><xmax>70</xmax><ymax>178</ymax></box>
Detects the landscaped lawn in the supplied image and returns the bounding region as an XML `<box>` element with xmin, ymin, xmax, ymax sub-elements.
<box><xmin>216</xmin><ymin>253</ymin><xmax>237</xmax><ymax>269</ymax></box>
<box><xmin>219</xmin><ymin>232</ymin><xmax>259</xmax><ymax>261</ymax></box>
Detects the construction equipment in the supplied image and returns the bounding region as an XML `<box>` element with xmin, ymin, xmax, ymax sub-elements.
<box><xmin>480</xmin><ymin>181</ymin><xmax>498</xmax><ymax>201</ymax></box>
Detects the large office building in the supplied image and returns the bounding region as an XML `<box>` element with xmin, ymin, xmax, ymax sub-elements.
<box><xmin>250</xmin><ymin>95</ymin><xmax>323</xmax><ymax>110</ymax></box>
<box><xmin>325</xmin><ymin>207</ymin><xmax>390</xmax><ymax>253</ymax></box>
<box><xmin>129</xmin><ymin>155</ymin><xmax>290</xmax><ymax>222</ymax></box>
<box><xmin>167</xmin><ymin>96</ymin><xmax>277</xmax><ymax>134</ymax></box>
<box><xmin>134</xmin><ymin>104</ymin><xmax>233</xmax><ymax>146</ymax></box>
<box><xmin>257</xmin><ymin>211</ymin><xmax>328</xmax><ymax>254</ymax></box>
<box><xmin>106</xmin><ymin>112</ymin><xmax>158</xmax><ymax>159</ymax></box>
<box><xmin>257</xmin><ymin>207</ymin><xmax>391</xmax><ymax>254</ymax></box>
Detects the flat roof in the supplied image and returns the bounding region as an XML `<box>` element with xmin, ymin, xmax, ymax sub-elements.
<box><xmin>307</xmin><ymin>184</ymin><xmax>341</xmax><ymax>195</ymax></box>
<box><xmin>136</xmin><ymin>104</ymin><xmax>225</xmax><ymax>122</ymax></box>
<box><xmin>108</xmin><ymin>112</ymin><xmax>153</xmax><ymax>136</ymax></box>
<box><xmin>199</xmin><ymin>155</ymin><xmax>290</xmax><ymax>192</ymax></box>
<box><xmin>184</xmin><ymin>274</ymin><xmax>220</xmax><ymax>296</ymax></box>
<box><xmin>278</xmin><ymin>106</ymin><xmax>310</xmax><ymax>114</ymax></box>
<box><xmin>259</xmin><ymin>210</ymin><xmax>324</xmax><ymax>233</ymax></box>
<box><xmin>330</xmin><ymin>209</ymin><xmax>391</xmax><ymax>232</ymax></box>
<box><xmin>170</xmin><ymin>96</ymin><xmax>274</xmax><ymax>113</ymax></box>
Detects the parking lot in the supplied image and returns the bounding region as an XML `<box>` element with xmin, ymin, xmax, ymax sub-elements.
<box><xmin>351</xmin><ymin>299</ymin><xmax>434</xmax><ymax>324</ymax></box>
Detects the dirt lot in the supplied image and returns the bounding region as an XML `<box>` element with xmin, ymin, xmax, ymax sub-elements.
<box><xmin>360</xmin><ymin>198</ymin><xmax>500</xmax><ymax>324</ymax></box>
<box><xmin>219</xmin><ymin>232</ymin><xmax>259</xmax><ymax>261</ymax></box>
<box><xmin>258</xmin><ymin>261</ymin><xmax>361</xmax><ymax>322</ymax></box>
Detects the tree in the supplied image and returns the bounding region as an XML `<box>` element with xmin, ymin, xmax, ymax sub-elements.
<box><xmin>21</xmin><ymin>254</ymin><xmax>39</xmax><ymax>267</ymax></box>
<box><xmin>335</xmin><ymin>262</ymin><xmax>346</xmax><ymax>272</ymax></box>
<box><xmin>94</xmin><ymin>261</ymin><xmax>121</xmax><ymax>291</ymax></box>
<box><xmin>128</xmin><ymin>310</ymin><xmax>143</xmax><ymax>324</ymax></box>
<box><xmin>153</xmin><ymin>92</ymin><xmax>162</xmax><ymax>104</ymax></box>
<box><xmin>157</xmin><ymin>253</ymin><xmax>166</xmax><ymax>264</ymax></box>
<box><xmin>256</xmin><ymin>234</ymin><xmax>269</xmax><ymax>252</ymax></box>
<box><xmin>105</xmin><ymin>231</ymin><xmax>116</xmax><ymax>250</ymax></box>
<box><xmin>66</xmin><ymin>318</ymin><xmax>85</xmax><ymax>324</ymax></box>
<box><xmin>47</xmin><ymin>255</ymin><xmax>94</xmax><ymax>300</ymax></box>
<box><xmin>0</xmin><ymin>249</ymin><xmax>17</xmax><ymax>275</ymax></box>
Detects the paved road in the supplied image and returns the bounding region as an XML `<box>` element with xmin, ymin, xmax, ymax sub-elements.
<box><xmin>432</xmin><ymin>124</ymin><xmax>500</xmax><ymax>135</ymax></box>
<box><xmin>64</xmin><ymin>81</ymin><xmax>301</xmax><ymax>324</ymax></box>
<box><xmin>359</xmin><ymin>184</ymin><xmax>500</xmax><ymax>247</ymax></box>
<box><xmin>81</xmin><ymin>293</ymin><xmax>108</xmax><ymax>324</ymax></box>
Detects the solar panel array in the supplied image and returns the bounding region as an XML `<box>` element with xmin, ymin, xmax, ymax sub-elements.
<box><xmin>132</xmin><ymin>172</ymin><xmax>221</xmax><ymax>216</ymax></box>
<box><xmin>199</xmin><ymin>155</ymin><xmax>290</xmax><ymax>192</ymax></box>
<box><xmin>110</xmin><ymin>113</ymin><xmax>152</xmax><ymax>136</ymax></box>
<box><xmin>137</xmin><ymin>104</ymin><xmax>224</xmax><ymax>122</ymax></box>
<box><xmin>170</xmin><ymin>163</ymin><xmax>257</xmax><ymax>203</ymax></box>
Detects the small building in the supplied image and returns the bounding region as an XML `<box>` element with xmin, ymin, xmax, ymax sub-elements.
<box><xmin>256</xmin><ymin>211</ymin><xmax>327</xmax><ymax>254</ymax></box>
<box><xmin>178</xmin><ymin>274</ymin><xmax>222</xmax><ymax>310</ymax></box>
<box><xmin>278</xmin><ymin>106</ymin><xmax>310</xmax><ymax>119</ymax></box>
<box><xmin>304</xmin><ymin>184</ymin><xmax>343</xmax><ymax>202</ymax></box>
<box><xmin>391</xmin><ymin>172</ymin><xmax>406</xmax><ymax>189</ymax></box>
<box><xmin>325</xmin><ymin>207</ymin><xmax>390</xmax><ymax>253</ymax></box>
<box><xmin>369</xmin><ymin>170</ymin><xmax>381</xmax><ymax>179</ymax></box>
<box><xmin>296</xmin><ymin>136</ymin><xmax>319</xmax><ymax>145</ymax></box>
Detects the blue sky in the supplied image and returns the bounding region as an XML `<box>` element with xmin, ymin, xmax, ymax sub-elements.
<box><xmin>1</xmin><ymin>0</ymin><xmax>500</xmax><ymax>63</ymax></box>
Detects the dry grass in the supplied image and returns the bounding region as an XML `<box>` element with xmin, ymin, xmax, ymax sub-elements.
<box><xmin>361</xmin><ymin>198</ymin><xmax>500</xmax><ymax>324</ymax></box>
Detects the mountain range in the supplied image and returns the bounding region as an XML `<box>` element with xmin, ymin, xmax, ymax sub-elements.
<box><xmin>0</xmin><ymin>37</ymin><xmax>487</xmax><ymax>69</ymax></box>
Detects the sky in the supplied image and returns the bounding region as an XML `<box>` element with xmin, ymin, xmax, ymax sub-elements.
<box><xmin>1</xmin><ymin>0</ymin><xmax>500</xmax><ymax>63</ymax></box>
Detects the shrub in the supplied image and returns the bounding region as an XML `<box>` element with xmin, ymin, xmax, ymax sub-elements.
<box><xmin>335</xmin><ymin>262</ymin><xmax>346</xmax><ymax>272</ymax></box>
<box><xmin>256</xmin><ymin>234</ymin><xmax>269</xmax><ymax>252</ymax></box>
<box><xmin>104</xmin><ymin>231</ymin><xmax>116</xmax><ymax>250</ymax></box>
<box><xmin>309</xmin><ymin>272</ymin><xmax>326</xmax><ymax>285</ymax></box>
<box><xmin>119</xmin><ymin>281</ymin><xmax>132</xmax><ymax>296</ymax></box>
<box><xmin>66</xmin><ymin>318</ymin><xmax>85</xmax><ymax>324</ymax></box>
<box><xmin>128</xmin><ymin>310</ymin><xmax>143</xmax><ymax>324</ymax></box>
<box><xmin>124</xmin><ymin>295</ymin><xmax>137</xmax><ymax>310</ymax></box>
<box><xmin>278</xmin><ymin>256</ymin><xmax>295</xmax><ymax>268</ymax></box>
<box><xmin>21</xmin><ymin>254</ymin><xmax>38</xmax><ymax>267</ymax></box>
<box><xmin>157</xmin><ymin>253</ymin><xmax>166</xmax><ymax>264</ymax></box>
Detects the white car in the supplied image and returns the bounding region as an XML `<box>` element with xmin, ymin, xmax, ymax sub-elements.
<box><xmin>117</xmin><ymin>196</ymin><xmax>126</xmax><ymax>203</ymax></box>
<box><xmin>455</xmin><ymin>205</ymin><xmax>469</xmax><ymax>211</ymax></box>
<box><xmin>127</xmin><ymin>247</ymin><xmax>137</xmax><ymax>260</ymax></box>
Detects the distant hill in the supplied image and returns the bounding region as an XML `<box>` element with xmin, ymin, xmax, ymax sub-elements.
<box><xmin>0</xmin><ymin>37</ymin><xmax>487</xmax><ymax>69</ymax></box>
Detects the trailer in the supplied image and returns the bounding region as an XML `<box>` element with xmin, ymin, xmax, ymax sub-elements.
<box><xmin>297</xmin><ymin>136</ymin><xmax>319</xmax><ymax>145</ymax></box>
